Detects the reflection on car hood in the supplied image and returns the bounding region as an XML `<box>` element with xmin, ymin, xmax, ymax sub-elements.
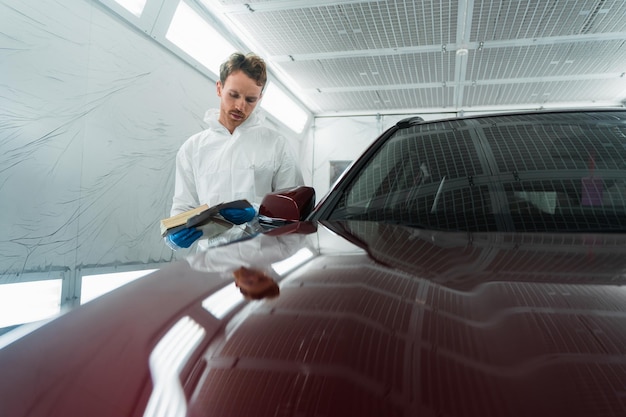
<box><xmin>1</xmin><ymin>220</ymin><xmax>626</xmax><ymax>417</ymax></box>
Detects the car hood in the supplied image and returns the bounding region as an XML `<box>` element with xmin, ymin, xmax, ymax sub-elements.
<box><xmin>1</xmin><ymin>220</ymin><xmax>626</xmax><ymax>417</ymax></box>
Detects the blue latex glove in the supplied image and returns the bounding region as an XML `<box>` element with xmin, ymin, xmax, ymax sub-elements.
<box><xmin>219</xmin><ymin>206</ymin><xmax>256</xmax><ymax>225</ymax></box>
<box><xmin>165</xmin><ymin>227</ymin><xmax>202</xmax><ymax>250</ymax></box>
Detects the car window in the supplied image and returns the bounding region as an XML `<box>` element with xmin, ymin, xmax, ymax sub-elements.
<box><xmin>327</xmin><ymin>111</ymin><xmax>626</xmax><ymax>232</ymax></box>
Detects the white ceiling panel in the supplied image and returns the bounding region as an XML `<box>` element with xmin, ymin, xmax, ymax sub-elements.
<box><xmin>467</xmin><ymin>40</ymin><xmax>626</xmax><ymax>80</ymax></box>
<box><xmin>470</xmin><ymin>0</ymin><xmax>626</xmax><ymax>40</ymax></box>
<box><xmin>278</xmin><ymin>52</ymin><xmax>454</xmax><ymax>89</ymax></box>
<box><xmin>304</xmin><ymin>86</ymin><xmax>455</xmax><ymax>112</ymax></box>
<box><xmin>197</xmin><ymin>0</ymin><xmax>626</xmax><ymax>115</ymax></box>
<box><xmin>464</xmin><ymin>78</ymin><xmax>623</xmax><ymax>108</ymax></box>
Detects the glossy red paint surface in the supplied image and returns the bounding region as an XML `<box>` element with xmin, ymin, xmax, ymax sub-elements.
<box><xmin>1</xmin><ymin>220</ymin><xmax>626</xmax><ymax>417</ymax></box>
<box><xmin>259</xmin><ymin>186</ymin><xmax>315</xmax><ymax>221</ymax></box>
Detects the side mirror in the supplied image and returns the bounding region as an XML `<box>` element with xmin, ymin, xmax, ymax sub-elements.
<box><xmin>259</xmin><ymin>186</ymin><xmax>316</xmax><ymax>227</ymax></box>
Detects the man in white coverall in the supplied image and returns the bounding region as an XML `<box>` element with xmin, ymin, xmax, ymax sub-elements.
<box><xmin>165</xmin><ymin>52</ymin><xmax>304</xmax><ymax>250</ymax></box>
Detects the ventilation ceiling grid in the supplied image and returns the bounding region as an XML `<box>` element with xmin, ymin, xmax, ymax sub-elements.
<box><xmin>579</xmin><ymin>0</ymin><xmax>611</xmax><ymax>34</ymax></box>
<box><xmin>355</xmin><ymin>0</ymin><xmax>457</xmax><ymax>47</ymax></box>
<box><xmin>309</xmin><ymin>91</ymin><xmax>391</xmax><ymax>113</ymax></box>
<box><xmin>466</xmin><ymin>45</ymin><xmax>575</xmax><ymax>80</ymax></box>
<box><xmin>205</xmin><ymin>0</ymin><xmax>626</xmax><ymax>113</ymax></box>
<box><xmin>233</xmin><ymin>9</ymin><xmax>349</xmax><ymax>55</ymax></box>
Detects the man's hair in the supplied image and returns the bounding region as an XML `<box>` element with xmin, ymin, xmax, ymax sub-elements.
<box><xmin>220</xmin><ymin>52</ymin><xmax>267</xmax><ymax>90</ymax></box>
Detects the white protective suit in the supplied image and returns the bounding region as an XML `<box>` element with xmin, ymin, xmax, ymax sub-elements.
<box><xmin>171</xmin><ymin>109</ymin><xmax>304</xmax><ymax>250</ymax></box>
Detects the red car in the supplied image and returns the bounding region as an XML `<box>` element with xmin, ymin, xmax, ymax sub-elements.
<box><xmin>2</xmin><ymin>109</ymin><xmax>626</xmax><ymax>417</ymax></box>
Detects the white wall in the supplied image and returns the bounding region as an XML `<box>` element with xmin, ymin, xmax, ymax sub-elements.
<box><xmin>309</xmin><ymin>112</ymin><xmax>459</xmax><ymax>200</ymax></box>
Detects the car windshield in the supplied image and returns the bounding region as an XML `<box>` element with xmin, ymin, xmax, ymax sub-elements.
<box><xmin>326</xmin><ymin>110</ymin><xmax>626</xmax><ymax>232</ymax></box>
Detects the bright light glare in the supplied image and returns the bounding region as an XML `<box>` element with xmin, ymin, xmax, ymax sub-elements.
<box><xmin>271</xmin><ymin>248</ymin><xmax>314</xmax><ymax>276</ymax></box>
<box><xmin>0</xmin><ymin>280</ymin><xmax>62</xmax><ymax>328</ymax></box>
<box><xmin>166</xmin><ymin>1</ymin><xmax>237</xmax><ymax>75</ymax></box>
<box><xmin>202</xmin><ymin>283</ymin><xmax>243</xmax><ymax>319</ymax></box>
<box><xmin>144</xmin><ymin>316</ymin><xmax>205</xmax><ymax>417</ymax></box>
<box><xmin>113</xmin><ymin>0</ymin><xmax>147</xmax><ymax>17</ymax></box>
<box><xmin>81</xmin><ymin>269</ymin><xmax>156</xmax><ymax>304</ymax></box>
<box><xmin>261</xmin><ymin>82</ymin><xmax>309</xmax><ymax>133</ymax></box>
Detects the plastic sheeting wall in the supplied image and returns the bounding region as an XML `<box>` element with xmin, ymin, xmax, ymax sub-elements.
<box><xmin>0</xmin><ymin>0</ymin><xmax>300</xmax><ymax>280</ymax></box>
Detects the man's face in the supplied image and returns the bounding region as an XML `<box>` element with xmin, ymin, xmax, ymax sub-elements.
<box><xmin>216</xmin><ymin>70</ymin><xmax>263</xmax><ymax>133</ymax></box>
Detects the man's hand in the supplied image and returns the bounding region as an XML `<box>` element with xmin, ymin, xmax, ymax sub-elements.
<box><xmin>165</xmin><ymin>227</ymin><xmax>203</xmax><ymax>250</ymax></box>
<box><xmin>219</xmin><ymin>206</ymin><xmax>256</xmax><ymax>225</ymax></box>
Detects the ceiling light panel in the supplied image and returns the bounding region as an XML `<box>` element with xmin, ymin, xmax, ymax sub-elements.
<box><xmin>310</xmin><ymin>88</ymin><xmax>453</xmax><ymax>113</ymax></box>
<box><xmin>470</xmin><ymin>0</ymin><xmax>626</xmax><ymax>41</ymax></box>
<box><xmin>276</xmin><ymin>52</ymin><xmax>455</xmax><ymax>89</ymax></box>
<box><xmin>467</xmin><ymin>41</ymin><xmax>626</xmax><ymax>81</ymax></box>
<box><xmin>463</xmin><ymin>79</ymin><xmax>621</xmax><ymax>108</ymax></box>
<box><xmin>112</xmin><ymin>0</ymin><xmax>147</xmax><ymax>17</ymax></box>
<box><xmin>166</xmin><ymin>1</ymin><xmax>237</xmax><ymax>74</ymax></box>
<box><xmin>197</xmin><ymin>0</ymin><xmax>626</xmax><ymax>113</ymax></box>
<box><xmin>576</xmin><ymin>0</ymin><xmax>626</xmax><ymax>33</ymax></box>
<box><xmin>228</xmin><ymin>0</ymin><xmax>456</xmax><ymax>56</ymax></box>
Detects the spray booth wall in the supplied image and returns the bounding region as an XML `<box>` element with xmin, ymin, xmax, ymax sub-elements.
<box><xmin>0</xmin><ymin>0</ymin><xmax>303</xmax><ymax>286</ymax></box>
